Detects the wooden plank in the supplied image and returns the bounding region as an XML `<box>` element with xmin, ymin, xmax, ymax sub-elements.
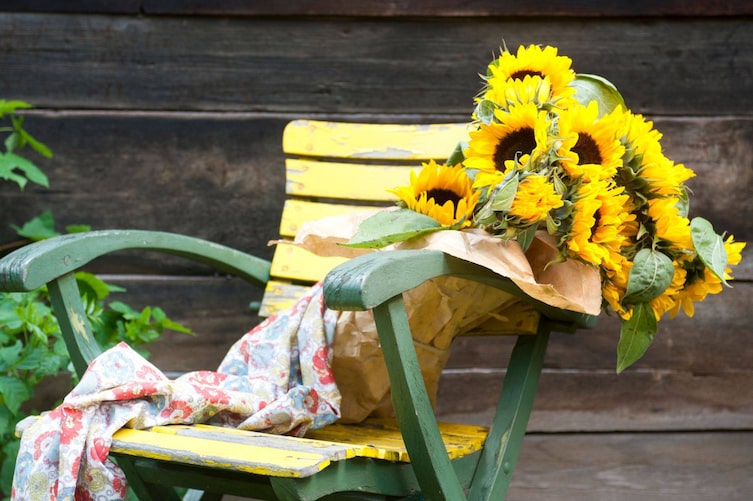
<box><xmin>0</xmin><ymin>0</ymin><xmax>141</xmax><ymax>13</ymax></box>
<box><xmin>1</xmin><ymin>15</ymin><xmax>752</xmax><ymax>115</ymax></box>
<box><xmin>278</xmin><ymin>200</ymin><xmax>380</xmax><ymax>238</ymax></box>
<box><xmin>110</xmin><ymin>427</ymin><xmax>345</xmax><ymax>478</ymax></box>
<box><xmin>139</xmin><ymin>0</ymin><xmax>753</xmax><ymax>17</ymax></box>
<box><xmin>285</xmin><ymin>159</ymin><xmax>410</xmax><ymax>200</ymax></box>
<box><xmin>506</xmin><ymin>431</ymin><xmax>753</xmax><ymax>501</ymax></box>
<box><xmin>283</xmin><ymin>121</ymin><xmax>469</xmax><ymax>160</ymax></box>
<box><xmin>436</xmin><ymin>368</ymin><xmax>753</xmax><ymax>432</ymax></box>
<box><xmin>2</xmin><ymin>114</ymin><xmax>751</xmax><ymax>278</ymax></box>
<box><xmin>305</xmin><ymin>418</ymin><xmax>488</xmax><ymax>462</ymax></box>
<box><xmin>4</xmin><ymin>1</ymin><xmax>751</xmax><ymax>17</ymax></box>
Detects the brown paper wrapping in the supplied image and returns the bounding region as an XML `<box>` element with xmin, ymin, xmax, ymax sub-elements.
<box><xmin>284</xmin><ymin>211</ymin><xmax>602</xmax><ymax>423</ymax></box>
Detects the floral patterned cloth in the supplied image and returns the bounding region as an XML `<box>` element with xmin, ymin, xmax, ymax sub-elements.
<box><xmin>11</xmin><ymin>282</ymin><xmax>341</xmax><ymax>501</ymax></box>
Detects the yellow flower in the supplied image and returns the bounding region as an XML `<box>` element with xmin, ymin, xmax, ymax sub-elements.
<box><xmin>566</xmin><ymin>179</ymin><xmax>636</xmax><ymax>266</ymax></box>
<box><xmin>465</xmin><ymin>103</ymin><xmax>551</xmax><ymax>187</ymax></box>
<box><xmin>557</xmin><ymin>101</ymin><xmax>625</xmax><ymax>181</ymax></box>
<box><xmin>638</xmin><ymin>151</ymin><xmax>696</xmax><ymax>198</ymax></box>
<box><xmin>486</xmin><ymin>44</ymin><xmax>576</xmax><ymax>103</ymax></box>
<box><xmin>647</xmin><ymin>197</ymin><xmax>693</xmax><ymax>250</ymax></box>
<box><xmin>390</xmin><ymin>160</ymin><xmax>480</xmax><ymax>226</ymax></box>
<box><xmin>601</xmin><ymin>253</ymin><xmax>633</xmax><ymax>320</ymax></box>
<box><xmin>650</xmin><ymin>262</ymin><xmax>688</xmax><ymax>320</ymax></box>
<box><xmin>483</xmin><ymin>74</ymin><xmax>554</xmax><ymax>110</ymax></box>
<box><xmin>668</xmin><ymin>266</ymin><xmax>723</xmax><ymax>318</ymax></box>
<box><xmin>723</xmin><ymin>234</ymin><xmax>745</xmax><ymax>280</ymax></box>
<box><xmin>509</xmin><ymin>174</ymin><xmax>564</xmax><ymax>223</ymax></box>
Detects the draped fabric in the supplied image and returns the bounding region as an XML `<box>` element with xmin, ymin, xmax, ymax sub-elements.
<box><xmin>11</xmin><ymin>282</ymin><xmax>340</xmax><ymax>501</ymax></box>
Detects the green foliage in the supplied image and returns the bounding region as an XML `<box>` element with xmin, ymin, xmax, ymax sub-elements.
<box><xmin>0</xmin><ymin>101</ymin><xmax>191</xmax><ymax>498</ymax></box>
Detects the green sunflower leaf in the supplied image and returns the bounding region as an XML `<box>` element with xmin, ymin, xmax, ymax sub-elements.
<box><xmin>616</xmin><ymin>302</ymin><xmax>657</xmax><ymax>374</ymax></box>
<box><xmin>622</xmin><ymin>248</ymin><xmax>675</xmax><ymax>304</ymax></box>
<box><xmin>445</xmin><ymin>140</ymin><xmax>468</xmax><ymax>167</ymax></box>
<box><xmin>342</xmin><ymin>209</ymin><xmax>444</xmax><ymax>249</ymax></box>
<box><xmin>691</xmin><ymin>217</ymin><xmax>729</xmax><ymax>286</ymax></box>
<box><xmin>490</xmin><ymin>175</ymin><xmax>519</xmax><ymax>212</ymax></box>
<box><xmin>474</xmin><ymin>99</ymin><xmax>496</xmax><ymax>125</ymax></box>
<box><xmin>571</xmin><ymin>73</ymin><xmax>626</xmax><ymax>116</ymax></box>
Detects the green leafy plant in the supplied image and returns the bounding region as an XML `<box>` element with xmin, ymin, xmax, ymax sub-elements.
<box><xmin>0</xmin><ymin>101</ymin><xmax>191</xmax><ymax>498</ymax></box>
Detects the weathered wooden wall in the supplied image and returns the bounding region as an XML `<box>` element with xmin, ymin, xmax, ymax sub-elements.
<box><xmin>2</xmin><ymin>3</ymin><xmax>752</xmax><ymax>497</ymax></box>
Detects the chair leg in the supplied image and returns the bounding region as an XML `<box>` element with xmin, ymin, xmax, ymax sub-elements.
<box><xmin>467</xmin><ymin>322</ymin><xmax>551</xmax><ymax>500</ymax></box>
<box><xmin>373</xmin><ymin>296</ymin><xmax>468</xmax><ymax>501</ymax></box>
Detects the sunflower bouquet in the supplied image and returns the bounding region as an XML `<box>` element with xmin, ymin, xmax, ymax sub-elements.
<box><xmin>345</xmin><ymin>44</ymin><xmax>744</xmax><ymax>372</ymax></box>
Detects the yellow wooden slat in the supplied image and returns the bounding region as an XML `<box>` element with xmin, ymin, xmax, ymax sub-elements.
<box><xmin>305</xmin><ymin>418</ymin><xmax>488</xmax><ymax>462</ymax></box>
<box><xmin>279</xmin><ymin>199</ymin><xmax>380</xmax><ymax>238</ymax></box>
<box><xmin>270</xmin><ymin>243</ymin><xmax>347</xmax><ymax>284</ymax></box>
<box><xmin>154</xmin><ymin>424</ymin><xmax>356</xmax><ymax>461</ymax></box>
<box><xmin>285</xmin><ymin>159</ymin><xmax>414</xmax><ymax>200</ymax></box>
<box><xmin>110</xmin><ymin>427</ymin><xmax>350</xmax><ymax>478</ymax></box>
<box><xmin>260</xmin><ymin>280</ymin><xmax>311</xmax><ymax>318</ymax></box>
<box><xmin>283</xmin><ymin>120</ymin><xmax>470</xmax><ymax>160</ymax></box>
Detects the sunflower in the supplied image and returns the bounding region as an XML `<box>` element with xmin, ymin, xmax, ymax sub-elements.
<box><xmin>647</xmin><ymin>197</ymin><xmax>693</xmax><ymax>251</ymax></box>
<box><xmin>557</xmin><ymin>101</ymin><xmax>625</xmax><ymax>181</ymax></box>
<box><xmin>486</xmin><ymin>44</ymin><xmax>576</xmax><ymax>103</ymax></box>
<box><xmin>601</xmin><ymin>253</ymin><xmax>633</xmax><ymax>320</ymax></box>
<box><xmin>509</xmin><ymin>174</ymin><xmax>565</xmax><ymax>223</ymax></box>
<box><xmin>482</xmin><ymin>74</ymin><xmax>554</xmax><ymax>111</ymax></box>
<box><xmin>566</xmin><ymin>179</ymin><xmax>637</xmax><ymax>267</ymax></box>
<box><xmin>649</xmin><ymin>262</ymin><xmax>688</xmax><ymax>320</ymax></box>
<box><xmin>635</xmin><ymin>150</ymin><xmax>696</xmax><ymax>198</ymax></box>
<box><xmin>465</xmin><ymin>103</ymin><xmax>551</xmax><ymax>188</ymax></box>
<box><xmin>389</xmin><ymin>160</ymin><xmax>480</xmax><ymax>227</ymax></box>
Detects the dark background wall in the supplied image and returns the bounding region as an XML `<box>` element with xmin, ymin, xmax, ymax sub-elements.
<box><xmin>2</xmin><ymin>2</ymin><xmax>752</xmax><ymax>438</ymax></box>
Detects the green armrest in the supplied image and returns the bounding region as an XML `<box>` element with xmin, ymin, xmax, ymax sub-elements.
<box><xmin>0</xmin><ymin>229</ymin><xmax>272</xmax><ymax>292</ymax></box>
<box><xmin>322</xmin><ymin>249</ymin><xmax>597</xmax><ymax>329</ymax></box>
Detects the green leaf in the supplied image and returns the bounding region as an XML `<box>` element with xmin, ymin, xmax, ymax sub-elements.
<box><xmin>690</xmin><ymin>217</ymin><xmax>729</xmax><ymax>286</ymax></box>
<box><xmin>342</xmin><ymin>209</ymin><xmax>444</xmax><ymax>249</ymax></box>
<box><xmin>474</xmin><ymin>99</ymin><xmax>496</xmax><ymax>125</ymax></box>
<box><xmin>516</xmin><ymin>224</ymin><xmax>539</xmax><ymax>252</ymax></box>
<box><xmin>0</xmin><ymin>152</ymin><xmax>49</xmax><ymax>188</ymax></box>
<box><xmin>616</xmin><ymin>302</ymin><xmax>657</xmax><ymax>373</ymax></box>
<box><xmin>11</xmin><ymin>210</ymin><xmax>59</xmax><ymax>240</ymax></box>
<box><xmin>0</xmin><ymin>342</ymin><xmax>23</xmax><ymax>372</ymax></box>
<box><xmin>76</xmin><ymin>272</ymin><xmax>112</xmax><ymax>300</ymax></box>
<box><xmin>0</xmin><ymin>437</ymin><xmax>20</xmax><ymax>496</ymax></box>
<box><xmin>445</xmin><ymin>140</ymin><xmax>468</xmax><ymax>167</ymax></box>
<box><xmin>622</xmin><ymin>248</ymin><xmax>675</xmax><ymax>304</ymax></box>
<box><xmin>0</xmin><ymin>376</ymin><xmax>31</xmax><ymax>415</ymax></box>
<box><xmin>490</xmin><ymin>175</ymin><xmax>519</xmax><ymax>212</ymax></box>
<box><xmin>570</xmin><ymin>73</ymin><xmax>626</xmax><ymax>116</ymax></box>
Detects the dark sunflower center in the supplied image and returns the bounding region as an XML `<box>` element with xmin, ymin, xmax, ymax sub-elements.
<box><xmin>425</xmin><ymin>188</ymin><xmax>462</xmax><ymax>207</ymax></box>
<box><xmin>591</xmin><ymin>208</ymin><xmax>602</xmax><ymax>234</ymax></box>
<box><xmin>509</xmin><ymin>70</ymin><xmax>545</xmax><ymax>80</ymax></box>
<box><xmin>573</xmin><ymin>134</ymin><xmax>603</xmax><ymax>165</ymax></box>
<box><xmin>493</xmin><ymin>128</ymin><xmax>536</xmax><ymax>171</ymax></box>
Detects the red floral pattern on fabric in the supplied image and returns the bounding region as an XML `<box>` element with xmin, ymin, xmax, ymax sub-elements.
<box><xmin>12</xmin><ymin>282</ymin><xmax>341</xmax><ymax>501</ymax></box>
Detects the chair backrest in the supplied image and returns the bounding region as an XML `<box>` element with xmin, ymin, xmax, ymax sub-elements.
<box><xmin>259</xmin><ymin>120</ymin><xmax>471</xmax><ymax>317</ymax></box>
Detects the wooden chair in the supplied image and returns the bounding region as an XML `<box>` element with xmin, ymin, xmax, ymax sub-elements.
<box><xmin>0</xmin><ymin>120</ymin><xmax>597</xmax><ymax>500</ymax></box>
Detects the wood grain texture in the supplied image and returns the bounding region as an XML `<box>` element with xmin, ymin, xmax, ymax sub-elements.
<box><xmin>2</xmin><ymin>114</ymin><xmax>751</xmax><ymax>277</ymax></box>
<box><xmin>1</xmin><ymin>14</ymin><xmax>752</xmax><ymax>115</ymax></box>
<box><xmin>4</xmin><ymin>1</ymin><xmax>751</xmax><ymax>17</ymax></box>
<box><xmin>226</xmin><ymin>431</ymin><xmax>753</xmax><ymax>500</ymax></box>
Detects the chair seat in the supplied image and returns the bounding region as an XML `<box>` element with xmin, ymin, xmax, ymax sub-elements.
<box><xmin>109</xmin><ymin>418</ymin><xmax>489</xmax><ymax>479</ymax></box>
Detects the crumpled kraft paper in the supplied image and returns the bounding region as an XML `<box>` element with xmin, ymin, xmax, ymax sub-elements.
<box><xmin>279</xmin><ymin>210</ymin><xmax>602</xmax><ymax>423</ymax></box>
